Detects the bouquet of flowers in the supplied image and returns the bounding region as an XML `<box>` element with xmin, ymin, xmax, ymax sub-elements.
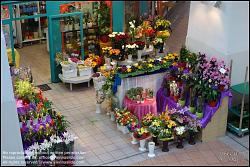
<box><xmin>154</xmin><ymin>18</ymin><xmax>171</xmax><ymax>31</ymax></box>
<box><xmin>152</xmin><ymin>38</ymin><xmax>164</xmax><ymax>49</ymax></box>
<box><xmin>109</xmin><ymin>49</ymin><xmax>121</xmax><ymax>60</ymax></box>
<box><xmin>156</xmin><ymin>30</ymin><xmax>170</xmax><ymax>41</ymax></box>
<box><xmin>102</xmin><ymin>47</ymin><xmax>112</xmax><ymax>58</ymax></box>
<box><xmin>109</xmin><ymin>32</ymin><xmax>129</xmax><ymax>46</ymax></box>
<box><xmin>148</xmin><ymin>119</ymin><xmax>163</xmax><ymax>137</ymax></box>
<box><xmin>174</xmin><ymin>126</ymin><xmax>186</xmax><ymax>137</ymax></box>
<box><xmin>126</xmin><ymin>43</ymin><xmax>139</xmax><ymax>55</ymax></box>
<box><xmin>84</xmin><ymin>54</ymin><xmax>103</xmax><ymax>68</ymax></box>
<box><xmin>126</xmin><ymin>114</ymin><xmax>139</xmax><ymax>133</ymax></box>
<box><xmin>158</xmin><ymin>128</ymin><xmax>173</xmax><ymax>141</ymax></box>
<box><xmin>141</xmin><ymin>113</ymin><xmax>157</xmax><ymax>127</ymax></box>
<box><xmin>134</xmin><ymin>41</ymin><xmax>145</xmax><ymax>50</ymax></box>
<box><xmin>186</xmin><ymin>117</ymin><xmax>202</xmax><ymax>133</ymax></box>
<box><xmin>133</xmin><ymin>127</ymin><xmax>150</xmax><ymax>140</ymax></box>
<box><xmin>15</xmin><ymin>80</ymin><xmax>36</xmax><ymax>103</ymax></box>
<box><xmin>129</xmin><ymin>20</ymin><xmax>136</xmax><ymax>41</ymax></box>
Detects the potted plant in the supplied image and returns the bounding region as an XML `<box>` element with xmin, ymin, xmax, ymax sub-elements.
<box><xmin>174</xmin><ymin>126</ymin><xmax>186</xmax><ymax>149</ymax></box>
<box><xmin>148</xmin><ymin>119</ymin><xmax>162</xmax><ymax>146</ymax></box>
<box><xmin>145</xmin><ymin>88</ymin><xmax>154</xmax><ymax>100</ymax></box>
<box><xmin>15</xmin><ymin>80</ymin><xmax>35</xmax><ymax>104</ymax></box>
<box><xmin>187</xmin><ymin>117</ymin><xmax>201</xmax><ymax>145</ymax></box>
<box><xmin>133</xmin><ymin>127</ymin><xmax>150</xmax><ymax>151</ymax></box>
<box><xmin>152</xmin><ymin>38</ymin><xmax>164</xmax><ymax>56</ymax></box>
<box><xmin>178</xmin><ymin>88</ymin><xmax>186</xmax><ymax>107</ymax></box>
<box><xmin>158</xmin><ymin>128</ymin><xmax>173</xmax><ymax>152</ymax></box>
<box><xmin>134</xmin><ymin>41</ymin><xmax>145</xmax><ymax>61</ymax></box>
<box><xmin>204</xmin><ymin>88</ymin><xmax>219</xmax><ymax>107</ymax></box>
<box><xmin>126</xmin><ymin>115</ymin><xmax>139</xmax><ymax>144</ymax></box>
<box><xmin>156</xmin><ymin>30</ymin><xmax>170</xmax><ymax>53</ymax></box>
<box><xmin>125</xmin><ymin>43</ymin><xmax>139</xmax><ymax>63</ymax></box>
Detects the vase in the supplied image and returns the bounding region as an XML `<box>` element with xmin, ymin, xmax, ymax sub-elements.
<box><xmin>139</xmin><ymin>139</ymin><xmax>146</xmax><ymax>151</ymax></box>
<box><xmin>110</xmin><ymin>112</ymin><xmax>115</xmax><ymax>121</ymax></box>
<box><xmin>148</xmin><ymin>142</ymin><xmax>155</xmax><ymax>158</ymax></box>
<box><xmin>130</xmin><ymin>132</ymin><xmax>138</xmax><ymax>144</ymax></box>
<box><xmin>127</xmin><ymin>54</ymin><xmax>133</xmax><ymax>63</ymax></box>
<box><xmin>178</xmin><ymin>99</ymin><xmax>186</xmax><ymax>107</ymax></box>
<box><xmin>195</xmin><ymin>112</ymin><xmax>203</xmax><ymax>119</ymax></box>
<box><xmin>162</xmin><ymin>141</ymin><xmax>169</xmax><ymax>152</ymax></box>
<box><xmin>188</xmin><ymin>131</ymin><xmax>196</xmax><ymax>145</ymax></box>
<box><xmin>105</xmin><ymin>57</ymin><xmax>111</xmax><ymax>66</ymax></box>
<box><xmin>159</xmin><ymin>44</ymin><xmax>164</xmax><ymax>53</ymax></box>
<box><xmin>208</xmin><ymin>100</ymin><xmax>218</xmax><ymax>107</ymax></box>
<box><xmin>121</xmin><ymin>125</ymin><xmax>129</xmax><ymax>134</ymax></box>
<box><xmin>152</xmin><ymin>136</ymin><xmax>159</xmax><ymax>146</ymax></box>
<box><xmin>96</xmin><ymin>103</ymin><xmax>101</xmax><ymax>114</ymax></box>
<box><xmin>189</xmin><ymin>106</ymin><xmax>196</xmax><ymax>114</ymax></box>
<box><xmin>176</xmin><ymin>137</ymin><xmax>184</xmax><ymax>149</ymax></box>
<box><xmin>137</xmin><ymin>50</ymin><xmax>143</xmax><ymax>61</ymax></box>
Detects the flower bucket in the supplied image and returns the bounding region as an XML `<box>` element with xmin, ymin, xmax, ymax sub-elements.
<box><xmin>195</xmin><ymin>112</ymin><xmax>203</xmax><ymax>119</ymax></box>
<box><xmin>96</xmin><ymin>103</ymin><xmax>101</xmax><ymax>114</ymax></box>
<box><xmin>148</xmin><ymin>142</ymin><xmax>155</xmax><ymax>158</ymax></box>
<box><xmin>188</xmin><ymin>131</ymin><xmax>196</xmax><ymax>145</ymax></box>
<box><xmin>139</xmin><ymin>139</ymin><xmax>146</xmax><ymax>151</ymax></box>
<box><xmin>189</xmin><ymin>106</ymin><xmax>196</xmax><ymax>114</ymax></box>
<box><xmin>162</xmin><ymin>141</ymin><xmax>169</xmax><ymax>152</ymax></box>
<box><xmin>208</xmin><ymin>100</ymin><xmax>218</xmax><ymax>107</ymax></box>
<box><xmin>110</xmin><ymin>112</ymin><xmax>115</xmax><ymax>121</ymax></box>
<box><xmin>152</xmin><ymin>136</ymin><xmax>159</xmax><ymax>146</ymax></box>
<box><xmin>176</xmin><ymin>137</ymin><xmax>184</xmax><ymax>149</ymax></box>
<box><xmin>121</xmin><ymin>125</ymin><xmax>129</xmax><ymax>134</ymax></box>
<box><xmin>178</xmin><ymin>99</ymin><xmax>185</xmax><ymax>107</ymax></box>
<box><xmin>137</xmin><ymin>50</ymin><xmax>143</xmax><ymax>61</ymax></box>
<box><xmin>130</xmin><ymin>132</ymin><xmax>138</xmax><ymax>144</ymax></box>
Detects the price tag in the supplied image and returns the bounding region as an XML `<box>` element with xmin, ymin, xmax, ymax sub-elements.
<box><xmin>220</xmin><ymin>68</ymin><xmax>226</xmax><ymax>74</ymax></box>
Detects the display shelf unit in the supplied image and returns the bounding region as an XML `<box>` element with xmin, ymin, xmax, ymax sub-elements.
<box><xmin>227</xmin><ymin>66</ymin><xmax>249</xmax><ymax>137</ymax></box>
<box><xmin>13</xmin><ymin>1</ymin><xmax>47</xmax><ymax>47</ymax></box>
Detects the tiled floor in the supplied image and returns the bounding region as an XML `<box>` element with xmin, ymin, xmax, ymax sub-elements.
<box><xmin>15</xmin><ymin>1</ymin><xmax>249</xmax><ymax>166</ymax></box>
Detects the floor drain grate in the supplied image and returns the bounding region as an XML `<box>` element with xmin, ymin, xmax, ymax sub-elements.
<box><xmin>37</xmin><ymin>84</ymin><xmax>51</xmax><ymax>91</ymax></box>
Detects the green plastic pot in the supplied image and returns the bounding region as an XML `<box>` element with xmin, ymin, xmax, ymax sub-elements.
<box><xmin>189</xmin><ymin>106</ymin><xmax>196</xmax><ymax>114</ymax></box>
<box><xmin>178</xmin><ymin>99</ymin><xmax>185</xmax><ymax>107</ymax></box>
<box><xmin>195</xmin><ymin>112</ymin><xmax>203</xmax><ymax>119</ymax></box>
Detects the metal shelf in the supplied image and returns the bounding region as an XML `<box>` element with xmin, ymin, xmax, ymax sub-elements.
<box><xmin>229</xmin><ymin>106</ymin><xmax>249</xmax><ymax>118</ymax></box>
<box><xmin>227</xmin><ymin>122</ymin><xmax>249</xmax><ymax>137</ymax></box>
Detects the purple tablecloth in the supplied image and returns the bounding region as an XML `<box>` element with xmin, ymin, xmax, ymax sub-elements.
<box><xmin>156</xmin><ymin>87</ymin><xmax>232</xmax><ymax>128</ymax></box>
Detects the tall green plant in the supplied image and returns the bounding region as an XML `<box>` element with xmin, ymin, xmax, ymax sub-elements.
<box><xmin>96</xmin><ymin>2</ymin><xmax>111</xmax><ymax>35</ymax></box>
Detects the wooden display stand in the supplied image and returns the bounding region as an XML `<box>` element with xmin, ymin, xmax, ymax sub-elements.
<box><xmin>198</xmin><ymin>96</ymin><xmax>229</xmax><ymax>142</ymax></box>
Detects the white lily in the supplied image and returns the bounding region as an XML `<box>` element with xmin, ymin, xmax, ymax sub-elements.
<box><xmin>50</xmin><ymin>153</ymin><xmax>56</xmax><ymax>161</ymax></box>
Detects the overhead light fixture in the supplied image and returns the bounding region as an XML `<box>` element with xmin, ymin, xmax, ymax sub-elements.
<box><xmin>201</xmin><ymin>1</ymin><xmax>222</xmax><ymax>8</ymax></box>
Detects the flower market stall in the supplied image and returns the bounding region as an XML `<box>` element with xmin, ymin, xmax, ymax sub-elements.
<box><xmin>10</xmin><ymin>67</ymin><xmax>78</xmax><ymax>166</ymax></box>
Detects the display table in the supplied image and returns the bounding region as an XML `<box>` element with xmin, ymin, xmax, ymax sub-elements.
<box><xmin>59</xmin><ymin>74</ymin><xmax>92</xmax><ymax>91</ymax></box>
<box><xmin>123</xmin><ymin>96</ymin><xmax>157</xmax><ymax>121</ymax></box>
<box><xmin>7</xmin><ymin>48</ymin><xmax>20</xmax><ymax>67</ymax></box>
<box><xmin>115</xmin><ymin>70</ymin><xmax>167</xmax><ymax>108</ymax></box>
<box><xmin>156</xmin><ymin>87</ymin><xmax>232</xmax><ymax>128</ymax></box>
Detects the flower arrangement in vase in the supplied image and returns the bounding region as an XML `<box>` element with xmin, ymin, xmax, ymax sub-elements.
<box><xmin>148</xmin><ymin>119</ymin><xmax>163</xmax><ymax>146</ymax></box>
<box><xmin>133</xmin><ymin>127</ymin><xmax>150</xmax><ymax>140</ymax></box>
<box><xmin>126</xmin><ymin>43</ymin><xmax>139</xmax><ymax>63</ymax></box>
<box><xmin>109</xmin><ymin>49</ymin><xmax>121</xmax><ymax>61</ymax></box>
<box><xmin>158</xmin><ymin>128</ymin><xmax>173</xmax><ymax>152</ymax></box>
<box><xmin>169</xmin><ymin>81</ymin><xmax>179</xmax><ymax>102</ymax></box>
<box><xmin>154</xmin><ymin>17</ymin><xmax>171</xmax><ymax>31</ymax></box>
<box><xmin>174</xmin><ymin>126</ymin><xmax>186</xmax><ymax>149</ymax></box>
<box><xmin>142</xmin><ymin>113</ymin><xmax>157</xmax><ymax>128</ymax></box>
<box><xmin>186</xmin><ymin>117</ymin><xmax>201</xmax><ymax>145</ymax></box>
<box><xmin>152</xmin><ymin>38</ymin><xmax>164</xmax><ymax>55</ymax></box>
<box><xmin>102</xmin><ymin>47</ymin><xmax>112</xmax><ymax>58</ymax></box>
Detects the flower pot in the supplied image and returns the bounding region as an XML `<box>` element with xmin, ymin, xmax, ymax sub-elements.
<box><xmin>110</xmin><ymin>112</ymin><xmax>115</xmax><ymax>121</ymax></box>
<box><xmin>139</xmin><ymin>139</ymin><xmax>146</xmax><ymax>151</ymax></box>
<box><xmin>148</xmin><ymin>142</ymin><xmax>155</xmax><ymax>158</ymax></box>
<box><xmin>105</xmin><ymin>57</ymin><xmax>111</xmax><ymax>66</ymax></box>
<box><xmin>130</xmin><ymin>132</ymin><xmax>138</xmax><ymax>145</ymax></box>
<box><xmin>159</xmin><ymin>44</ymin><xmax>164</xmax><ymax>53</ymax></box>
<box><xmin>208</xmin><ymin>100</ymin><xmax>218</xmax><ymax>107</ymax></box>
<box><xmin>195</xmin><ymin>112</ymin><xmax>203</xmax><ymax>119</ymax></box>
<box><xmin>137</xmin><ymin>50</ymin><xmax>143</xmax><ymax>61</ymax></box>
<box><xmin>173</xmin><ymin>96</ymin><xmax>179</xmax><ymax>102</ymax></box>
<box><xmin>188</xmin><ymin>131</ymin><xmax>196</xmax><ymax>145</ymax></box>
<box><xmin>176</xmin><ymin>137</ymin><xmax>184</xmax><ymax>149</ymax></box>
<box><xmin>96</xmin><ymin>103</ymin><xmax>101</xmax><ymax>114</ymax></box>
<box><xmin>121</xmin><ymin>125</ymin><xmax>129</xmax><ymax>134</ymax></box>
<box><xmin>189</xmin><ymin>106</ymin><xmax>196</xmax><ymax>114</ymax></box>
<box><xmin>162</xmin><ymin>141</ymin><xmax>169</xmax><ymax>152</ymax></box>
<box><xmin>178</xmin><ymin>99</ymin><xmax>186</xmax><ymax>107</ymax></box>
<box><xmin>100</xmin><ymin>35</ymin><xmax>109</xmax><ymax>43</ymax></box>
<box><xmin>152</xmin><ymin>136</ymin><xmax>159</xmax><ymax>146</ymax></box>
<box><xmin>127</xmin><ymin>54</ymin><xmax>133</xmax><ymax>63</ymax></box>
<box><xmin>218</xmin><ymin>85</ymin><xmax>225</xmax><ymax>92</ymax></box>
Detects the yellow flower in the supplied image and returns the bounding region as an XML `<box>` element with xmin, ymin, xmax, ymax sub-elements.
<box><xmin>148</xmin><ymin>59</ymin><xmax>154</xmax><ymax>63</ymax></box>
<box><xmin>148</xmin><ymin>64</ymin><xmax>153</xmax><ymax>68</ymax></box>
<box><xmin>92</xmin><ymin>62</ymin><xmax>97</xmax><ymax>67</ymax></box>
<box><xmin>162</xmin><ymin>60</ymin><xmax>166</xmax><ymax>64</ymax></box>
<box><xmin>134</xmin><ymin>63</ymin><xmax>138</xmax><ymax>67</ymax></box>
<box><xmin>127</xmin><ymin>68</ymin><xmax>132</xmax><ymax>72</ymax></box>
<box><xmin>138</xmin><ymin>65</ymin><xmax>143</xmax><ymax>69</ymax></box>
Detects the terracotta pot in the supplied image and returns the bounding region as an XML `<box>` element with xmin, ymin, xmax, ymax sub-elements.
<box><xmin>100</xmin><ymin>35</ymin><xmax>109</xmax><ymax>43</ymax></box>
<box><xmin>208</xmin><ymin>100</ymin><xmax>218</xmax><ymax>107</ymax></box>
<box><xmin>218</xmin><ymin>85</ymin><xmax>225</xmax><ymax>92</ymax></box>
